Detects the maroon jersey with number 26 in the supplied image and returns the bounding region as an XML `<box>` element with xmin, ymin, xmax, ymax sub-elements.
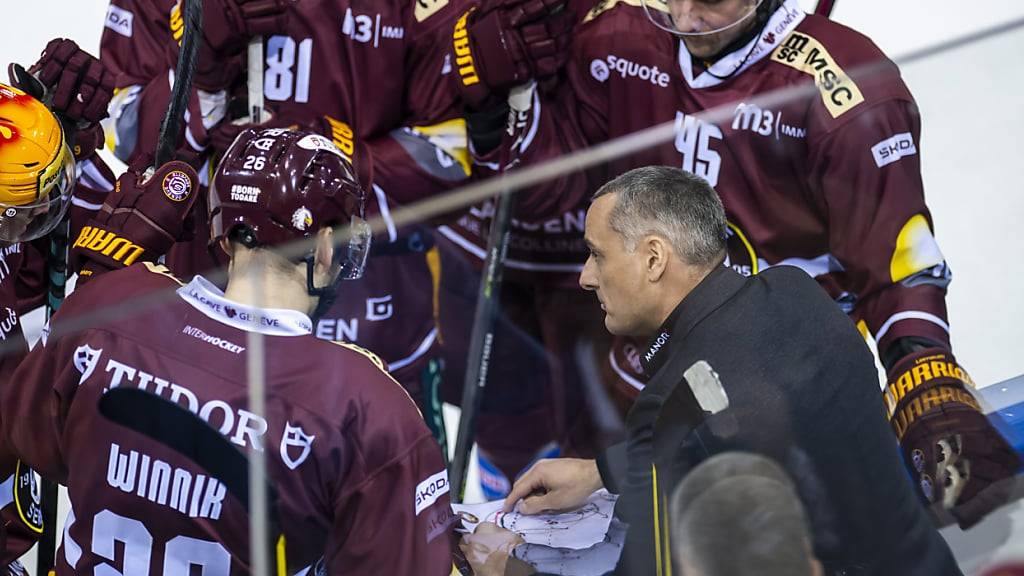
<box><xmin>2</xmin><ymin>263</ymin><xmax>454</xmax><ymax>575</ymax></box>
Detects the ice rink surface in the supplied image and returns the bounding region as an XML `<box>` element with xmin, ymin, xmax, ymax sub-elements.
<box><xmin>2</xmin><ymin>1</ymin><xmax>1024</xmax><ymax>573</ymax></box>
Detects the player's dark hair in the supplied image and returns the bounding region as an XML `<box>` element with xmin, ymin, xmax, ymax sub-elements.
<box><xmin>593</xmin><ymin>166</ymin><xmax>727</xmax><ymax>268</ymax></box>
<box><xmin>670</xmin><ymin>453</ymin><xmax>816</xmax><ymax>576</ymax></box>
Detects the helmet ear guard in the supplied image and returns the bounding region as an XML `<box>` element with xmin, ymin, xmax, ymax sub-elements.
<box><xmin>304</xmin><ymin>214</ymin><xmax>372</xmax><ymax>324</ymax></box>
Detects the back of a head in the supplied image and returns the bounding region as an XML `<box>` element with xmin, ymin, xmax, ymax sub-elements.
<box><xmin>671</xmin><ymin>453</ymin><xmax>815</xmax><ymax>576</ymax></box>
<box><xmin>210</xmin><ymin>128</ymin><xmax>374</xmax><ymax>322</ymax></box>
<box><xmin>210</xmin><ymin>127</ymin><xmax>369</xmax><ymax>275</ymax></box>
<box><xmin>592</xmin><ymin>165</ymin><xmax>727</xmax><ymax>268</ymax></box>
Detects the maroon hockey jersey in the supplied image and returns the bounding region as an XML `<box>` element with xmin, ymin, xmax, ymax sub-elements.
<box><xmin>2</xmin><ymin>263</ymin><xmax>454</xmax><ymax>575</ymax></box>
<box><xmin>99</xmin><ymin>0</ymin><xmax>472</xmax><ymax>394</ymax></box>
<box><xmin>0</xmin><ymin>155</ymin><xmax>117</xmax><ymax>562</ymax></box>
<box><xmin>447</xmin><ymin>0</ymin><xmax>953</xmax><ymax>362</ymax></box>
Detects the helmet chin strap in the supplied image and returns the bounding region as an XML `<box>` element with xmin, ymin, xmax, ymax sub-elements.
<box><xmin>698</xmin><ymin>0</ymin><xmax>781</xmax><ymax>79</ymax></box>
<box><xmin>304</xmin><ymin>254</ymin><xmax>343</xmax><ymax>325</ymax></box>
<box><xmin>675</xmin><ymin>0</ymin><xmax>764</xmax><ymax>37</ymax></box>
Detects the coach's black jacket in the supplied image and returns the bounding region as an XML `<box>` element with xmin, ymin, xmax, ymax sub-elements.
<box><xmin>598</xmin><ymin>265</ymin><xmax>961</xmax><ymax>576</ymax></box>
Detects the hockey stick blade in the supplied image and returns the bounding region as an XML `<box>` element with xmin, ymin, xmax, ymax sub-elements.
<box><xmin>155</xmin><ymin>0</ymin><xmax>203</xmax><ymax>165</ymax></box>
<box><xmin>99</xmin><ymin>387</ymin><xmax>260</xmax><ymax>508</ymax></box>
<box><xmin>98</xmin><ymin>387</ymin><xmax>289</xmax><ymax>574</ymax></box>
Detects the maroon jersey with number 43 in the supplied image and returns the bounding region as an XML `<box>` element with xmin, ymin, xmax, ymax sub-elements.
<box><xmin>2</xmin><ymin>263</ymin><xmax>454</xmax><ymax>575</ymax></box>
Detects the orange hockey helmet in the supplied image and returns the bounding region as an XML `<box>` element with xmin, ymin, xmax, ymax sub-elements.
<box><xmin>0</xmin><ymin>82</ymin><xmax>75</xmax><ymax>244</ymax></box>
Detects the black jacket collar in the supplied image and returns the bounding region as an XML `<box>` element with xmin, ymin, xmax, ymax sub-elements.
<box><xmin>640</xmin><ymin>265</ymin><xmax>747</xmax><ymax>376</ymax></box>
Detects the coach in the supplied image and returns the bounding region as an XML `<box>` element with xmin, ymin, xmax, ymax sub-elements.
<box><xmin>502</xmin><ymin>166</ymin><xmax>961</xmax><ymax>576</ymax></box>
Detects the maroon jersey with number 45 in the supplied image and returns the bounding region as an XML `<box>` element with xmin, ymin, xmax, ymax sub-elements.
<box><xmin>2</xmin><ymin>263</ymin><xmax>454</xmax><ymax>575</ymax></box>
<box><xmin>451</xmin><ymin>0</ymin><xmax>953</xmax><ymax>364</ymax></box>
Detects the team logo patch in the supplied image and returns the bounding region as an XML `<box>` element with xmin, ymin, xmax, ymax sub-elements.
<box><xmin>771</xmin><ymin>32</ymin><xmax>864</xmax><ymax>118</ymax></box>
<box><xmin>280</xmin><ymin>423</ymin><xmax>315</xmax><ymax>470</ymax></box>
<box><xmin>414</xmin><ymin>470</ymin><xmax>450</xmax><ymax>516</ymax></box>
<box><xmin>365</xmin><ymin>295</ymin><xmax>394</xmax><ymax>321</ymax></box>
<box><xmin>14</xmin><ymin>461</ymin><xmax>43</xmax><ymax>534</ymax></box>
<box><xmin>73</xmin><ymin>344</ymin><xmax>103</xmax><ymax>385</ymax></box>
<box><xmin>162</xmin><ymin>170</ymin><xmax>192</xmax><ymax>202</ymax></box>
<box><xmin>296</xmin><ymin>134</ymin><xmax>345</xmax><ymax>159</ymax></box>
<box><xmin>291</xmin><ymin>207</ymin><xmax>313</xmax><ymax>231</ymax></box>
<box><xmin>590</xmin><ymin>59</ymin><xmax>610</xmax><ymax>82</ymax></box>
<box><xmin>415</xmin><ymin>0</ymin><xmax>449</xmax><ymax>22</ymax></box>
<box><xmin>871</xmin><ymin>132</ymin><xmax>917</xmax><ymax>168</ymax></box>
<box><xmin>105</xmin><ymin>4</ymin><xmax>134</xmax><ymax>37</ymax></box>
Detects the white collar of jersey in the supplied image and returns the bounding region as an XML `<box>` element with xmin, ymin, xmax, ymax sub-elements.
<box><xmin>677</xmin><ymin>0</ymin><xmax>805</xmax><ymax>89</ymax></box>
<box><xmin>177</xmin><ymin>276</ymin><xmax>314</xmax><ymax>337</ymax></box>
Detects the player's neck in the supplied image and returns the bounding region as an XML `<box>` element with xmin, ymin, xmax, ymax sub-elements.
<box><xmin>222</xmin><ymin>266</ymin><xmax>314</xmax><ymax>317</ymax></box>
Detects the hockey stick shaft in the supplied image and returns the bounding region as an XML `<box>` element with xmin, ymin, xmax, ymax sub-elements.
<box><xmin>815</xmin><ymin>0</ymin><xmax>837</xmax><ymax>17</ymax></box>
<box><xmin>244</xmin><ymin>38</ymin><xmax>272</xmax><ymax>575</ymax></box>
<box><xmin>36</xmin><ymin>217</ymin><xmax>69</xmax><ymax>573</ymax></box>
<box><xmin>246</xmin><ymin>269</ymin><xmax>272</xmax><ymax>576</ymax></box>
<box><xmin>155</xmin><ymin>0</ymin><xmax>203</xmax><ymax>166</ymax></box>
<box><xmin>248</xmin><ymin>38</ymin><xmax>265</xmax><ymax>124</ymax></box>
<box><xmin>449</xmin><ymin>84</ymin><xmax>536</xmax><ymax>503</ymax></box>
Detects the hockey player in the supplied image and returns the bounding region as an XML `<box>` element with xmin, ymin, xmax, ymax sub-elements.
<box><xmin>2</xmin><ymin>127</ymin><xmax>454</xmax><ymax>575</ymax></box>
<box><xmin>453</xmin><ymin>0</ymin><xmax>1020</xmax><ymax>525</ymax></box>
<box><xmin>0</xmin><ymin>38</ymin><xmax>204</xmax><ymax>569</ymax></box>
<box><xmin>1</xmin><ymin>37</ymin><xmax>118</xmax><ymax>374</ymax></box>
<box><xmin>98</xmin><ymin>0</ymin><xmax>475</xmax><ymax>434</ymax></box>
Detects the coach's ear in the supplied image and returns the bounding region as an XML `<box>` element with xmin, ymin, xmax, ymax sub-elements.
<box><xmin>643</xmin><ymin>234</ymin><xmax>671</xmax><ymax>283</ymax></box>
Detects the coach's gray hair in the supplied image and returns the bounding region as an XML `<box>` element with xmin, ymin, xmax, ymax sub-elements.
<box><xmin>593</xmin><ymin>166</ymin><xmax>727</xmax><ymax>267</ymax></box>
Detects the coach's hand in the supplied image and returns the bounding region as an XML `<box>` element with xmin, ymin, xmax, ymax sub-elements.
<box><xmin>503</xmin><ymin>458</ymin><xmax>603</xmax><ymax>515</ymax></box>
<box><xmin>72</xmin><ymin>157</ymin><xmax>200</xmax><ymax>283</ymax></box>
<box><xmin>452</xmin><ymin>0</ymin><xmax>574</xmax><ymax>111</ymax></box>
<box><xmin>886</xmin><ymin>348</ymin><xmax>1021</xmax><ymax>529</ymax></box>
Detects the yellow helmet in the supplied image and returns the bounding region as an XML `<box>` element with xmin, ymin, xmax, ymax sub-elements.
<box><xmin>0</xmin><ymin>83</ymin><xmax>75</xmax><ymax>243</ymax></box>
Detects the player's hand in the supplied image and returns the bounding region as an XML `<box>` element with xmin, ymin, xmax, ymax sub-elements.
<box><xmin>170</xmin><ymin>0</ymin><xmax>289</xmax><ymax>90</ymax></box>
<box><xmin>8</xmin><ymin>39</ymin><xmax>114</xmax><ymax>160</ymax></box>
<box><xmin>887</xmin><ymin>349</ymin><xmax>1021</xmax><ymax>529</ymax></box>
<box><xmin>459</xmin><ymin>523</ymin><xmax>532</xmax><ymax>576</ymax></box>
<box><xmin>199</xmin><ymin>0</ymin><xmax>292</xmax><ymax>55</ymax></box>
<box><xmin>453</xmin><ymin>0</ymin><xmax>574</xmax><ymax>111</ymax></box>
<box><xmin>71</xmin><ymin>157</ymin><xmax>200</xmax><ymax>282</ymax></box>
<box><xmin>24</xmin><ymin>38</ymin><xmax>115</xmax><ymax>125</ymax></box>
<box><xmin>503</xmin><ymin>458</ymin><xmax>603</xmax><ymax>515</ymax></box>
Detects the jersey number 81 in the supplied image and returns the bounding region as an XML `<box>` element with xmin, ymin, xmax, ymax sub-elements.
<box><xmin>265</xmin><ymin>36</ymin><xmax>313</xmax><ymax>103</ymax></box>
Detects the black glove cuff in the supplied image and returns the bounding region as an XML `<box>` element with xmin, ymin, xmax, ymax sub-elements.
<box><xmin>466</xmin><ymin>100</ymin><xmax>509</xmax><ymax>156</ymax></box>
<box><xmin>882</xmin><ymin>336</ymin><xmax>946</xmax><ymax>372</ymax></box>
